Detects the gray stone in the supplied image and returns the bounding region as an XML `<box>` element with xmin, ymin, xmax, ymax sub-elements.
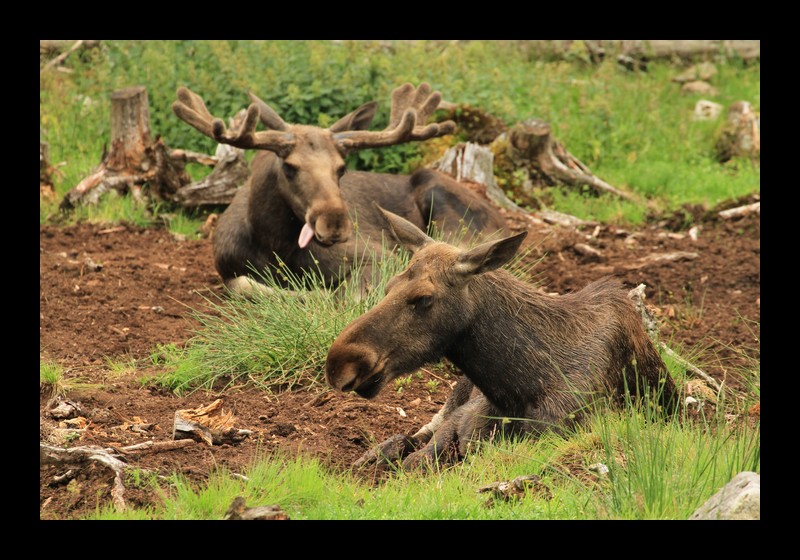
<box><xmin>690</xmin><ymin>471</ymin><xmax>760</xmax><ymax>520</ymax></box>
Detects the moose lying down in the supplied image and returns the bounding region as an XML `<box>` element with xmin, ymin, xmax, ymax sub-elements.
<box><xmin>172</xmin><ymin>83</ymin><xmax>506</xmax><ymax>296</ymax></box>
<box><xmin>325</xmin><ymin>207</ymin><xmax>678</xmax><ymax>468</ymax></box>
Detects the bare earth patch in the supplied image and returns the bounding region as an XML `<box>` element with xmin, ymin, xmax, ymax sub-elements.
<box><xmin>39</xmin><ymin>198</ymin><xmax>760</xmax><ymax>519</ymax></box>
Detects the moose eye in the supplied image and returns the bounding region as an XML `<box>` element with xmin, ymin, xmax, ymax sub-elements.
<box><xmin>409</xmin><ymin>295</ymin><xmax>433</xmax><ymax>310</ymax></box>
<box><xmin>282</xmin><ymin>162</ymin><xmax>298</xmax><ymax>180</ymax></box>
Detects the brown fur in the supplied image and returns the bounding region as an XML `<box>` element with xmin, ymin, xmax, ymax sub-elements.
<box><xmin>173</xmin><ymin>84</ymin><xmax>507</xmax><ymax>295</ymax></box>
<box><xmin>325</xmin><ymin>208</ymin><xmax>677</xmax><ymax>468</ymax></box>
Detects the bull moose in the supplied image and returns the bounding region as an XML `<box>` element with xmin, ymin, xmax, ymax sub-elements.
<box><xmin>325</xmin><ymin>206</ymin><xmax>678</xmax><ymax>469</ymax></box>
<box><xmin>172</xmin><ymin>83</ymin><xmax>507</xmax><ymax>296</ymax></box>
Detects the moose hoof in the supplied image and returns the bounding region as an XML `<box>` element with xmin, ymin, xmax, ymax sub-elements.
<box><xmin>353</xmin><ymin>434</ymin><xmax>419</xmax><ymax>468</ymax></box>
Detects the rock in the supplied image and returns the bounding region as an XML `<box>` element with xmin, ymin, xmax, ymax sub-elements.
<box><xmin>673</xmin><ymin>62</ymin><xmax>717</xmax><ymax>83</ymax></box>
<box><xmin>682</xmin><ymin>81</ymin><xmax>719</xmax><ymax>96</ymax></box>
<box><xmin>690</xmin><ymin>471</ymin><xmax>760</xmax><ymax>520</ymax></box>
<box><xmin>693</xmin><ymin>100</ymin><xmax>723</xmax><ymax>121</ymax></box>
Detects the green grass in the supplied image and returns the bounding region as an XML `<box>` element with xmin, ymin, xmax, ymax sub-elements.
<box><xmin>86</xmin><ymin>379</ymin><xmax>759</xmax><ymax>520</ymax></box>
<box><xmin>40</xmin><ymin>40</ymin><xmax>760</xmax><ymax>228</ymax></box>
<box><xmin>40</xmin><ymin>360</ymin><xmax>67</xmax><ymax>398</ymax></box>
<box><xmin>150</xmin><ymin>233</ymin><xmax>410</xmax><ymax>394</ymax></box>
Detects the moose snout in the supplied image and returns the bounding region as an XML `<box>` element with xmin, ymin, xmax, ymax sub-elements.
<box><xmin>307</xmin><ymin>205</ymin><xmax>352</xmax><ymax>246</ymax></box>
<box><xmin>325</xmin><ymin>341</ymin><xmax>383</xmax><ymax>396</ymax></box>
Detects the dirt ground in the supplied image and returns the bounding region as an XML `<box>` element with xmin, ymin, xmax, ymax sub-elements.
<box><xmin>39</xmin><ymin>195</ymin><xmax>760</xmax><ymax>520</ymax></box>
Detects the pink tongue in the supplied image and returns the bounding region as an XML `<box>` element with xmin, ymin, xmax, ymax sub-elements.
<box><xmin>298</xmin><ymin>223</ymin><xmax>315</xmax><ymax>249</ymax></box>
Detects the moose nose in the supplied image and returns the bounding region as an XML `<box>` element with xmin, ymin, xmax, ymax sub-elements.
<box><xmin>325</xmin><ymin>341</ymin><xmax>377</xmax><ymax>392</ymax></box>
<box><xmin>311</xmin><ymin>209</ymin><xmax>351</xmax><ymax>246</ymax></box>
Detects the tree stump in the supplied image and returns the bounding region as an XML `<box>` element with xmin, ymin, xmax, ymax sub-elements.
<box><xmin>430</xmin><ymin>142</ymin><xmax>524</xmax><ymax>212</ymax></box>
<box><xmin>501</xmin><ymin>119</ymin><xmax>636</xmax><ymax>201</ymax></box>
<box><xmin>60</xmin><ymin>86</ymin><xmax>191</xmax><ymax>210</ymax></box>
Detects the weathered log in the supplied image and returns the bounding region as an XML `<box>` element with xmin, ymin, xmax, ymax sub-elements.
<box><xmin>547</xmin><ymin>40</ymin><xmax>760</xmax><ymax>63</ymax></box>
<box><xmin>223</xmin><ymin>497</ymin><xmax>290</xmax><ymax>520</ymax></box>
<box><xmin>173</xmin><ymin>399</ymin><xmax>252</xmax><ymax>445</ymax></box>
<box><xmin>40</xmin><ymin>40</ymin><xmax>100</xmax><ymax>53</ymax></box>
<box><xmin>625</xmin><ymin>251</ymin><xmax>699</xmax><ymax>270</ymax></box>
<box><xmin>504</xmin><ymin>119</ymin><xmax>636</xmax><ymax>201</ymax></box>
<box><xmin>40</xmin><ymin>40</ymin><xmax>86</xmax><ymax>73</ymax></box>
<box><xmin>40</xmin><ymin>442</ymin><xmax>129</xmax><ymax>511</ymax></box>
<box><xmin>60</xmin><ymin>86</ymin><xmax>191</xmax><ymax>210</ymax></box>
<box><xmin>718</xmin><ymin>201</ymin><xmax>760</xmax><ymax>220</ymax></box>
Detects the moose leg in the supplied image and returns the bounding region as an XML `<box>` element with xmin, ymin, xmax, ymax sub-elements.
<box><xmin>402</xmin><ymin>392</ymin><xmax>497</xmax><ymax>469</ymax></box>
<box><xmin>352</xmin><ymin>376</ymin><xmax>478</xmax><ymax>469</ymax></box>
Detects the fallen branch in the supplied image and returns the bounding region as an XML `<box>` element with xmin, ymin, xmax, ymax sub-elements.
<box><xmin>116</xmin><ymin>439</ymin><xmax>196</xmax><ymax>455</ymax></box>
<box><xmin>659</xmin><ymin>343</ymin><xmax>722</xmax><ymax>393</ymax></box>
<box><xmin>173</xmin><ymin>399</ymin><xmax>252</xmax><ymax>445</ymax></box>
<box><xmin>719</xmin><ymin>202</ymin><xmax>760</xmax><ymax>220</ymax></box>
<box><xmin>40</xmin><ymin>442</ymin><xmax>130</xmax><ymax>511</ymax></box>
<box><xmin>538</xmin><ymin>209</ymin><xmax>597</xmax><ymax>228</ymax></box>
<box><xmin>170</xmin><ymin>149</ymin><xmax>219</xmax><ymax>167</ymax></box>
<box><xmin>628</xmin><ymin>284</ymin><xmax>722</xmax><ymax>393</ymax></box>
<box><xmin>223</xmin><ymin>497</ymin><xmax>290</xmax><ymax>520</ymax></box>
<box><xmin>41</xmin><ymin>40</ymin><xmax>84</xmax><ymax>74</ymax></box>
<box><xmin>625</xmin><ymin>251</ymin><xmax>699</xmax><ymax>270</ymax></box>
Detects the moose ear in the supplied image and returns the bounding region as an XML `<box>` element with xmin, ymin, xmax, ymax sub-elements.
<box><xmin>454</xmin><ymin>231</ymin><xmax>528</xmax><ymax>277</ymax></box>
<box><xmin>247</xmin><ymin>92</ymin><xmax>289</xmax><ymax>132</ymax></box>
<box><xmin>373</xmin><ymin>203</ymin><xmax>433</xmax><ymax>254</ymax></box>
<box><xmin>330</xmin><ymin>101</ymin><xmax>378</xmax><ymax>132</ymax></box>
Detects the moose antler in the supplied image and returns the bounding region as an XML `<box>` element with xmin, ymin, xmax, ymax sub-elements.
<box><xmin>172</xmin><ymin>87</ymin><xmax>295</xmax><ymax>156</ymax></box>
<box><xmin>332</xmin><ymin>83</ymin><xmax>456</xmax><ymax>152</ymax></box>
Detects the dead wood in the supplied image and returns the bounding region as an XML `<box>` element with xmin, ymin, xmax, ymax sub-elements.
<box><xmin>505</xmin><ymin>119</ymin><xmax>636</xmax><ymax>201</ymax></box>
<box><xmin>60</xmin><ymin>86</ymin><xmax>191</xmax><ymax>210</ymax></box>
<box><xmin>431</xmin><ymin>142</ymin><xmax>524</xmax><ymax>212</ymax></box>
<box><xmin>573</xmin><ymin>243</ymin><xmax>603</xmax><ymax>259</ymax></box>
<box><xmin>538</xmin><ymin>208</ymin><xmax>597</xmax><ymax>228</ymax></box>
<box><xmin>40</xmin><ymin>442</ymin><xmax>130</xmax><ymax>511</ymax></box>
<box><xmin>718</xmin><ymin>202</ymin><xmax>760</xmax><ymax>220</ymax></box>
<box><xmin>223</xmin><ymin>497</ymin><xmax>290</xmax><ymax>520</ymax></box>
<box><xmin>628</xmin><ymin>284</ymin><xmax>722</xmax><ymax>393</ymax></box>
<box><xmin>40</xmin><ymin>40</ymin><xmax>100</xmax><ymax>53</ymax></box>
<box><xmin>117</xmin><ymin>439</ymin><xmax>197</xmax><ymax>454</ymax></box>
<box><xmin>477</xmin><ymin>474</ymin><xmax>552</xmax><ymax>506</ymax></box>
<box><xmin>40</xmin><ymin>40</ymin><xmax>85</xmax><ymax>73</ymax></box>
<box><xmin>660</xmin><ymin>344</ymin><xmax>722</xmax><ymax>393</ymax></box>
<box><xmin>625</xmin><ymin>251</ymin><xmax>699</xmax><ymax>270</ymax></box>
<box><xmin>170</xmin><ymin>149</ymin><xmax>219</xmax><ymax>167</ymax></box>
<box><xmin>540</xmin><ymin>40</ymin><xmax>759</xmax><ymax>64</ymax></box>
<box><xmin>40</xmin><ymin>438</ymin><xmax>199</xmax><ymax>512</ymax></box>
<box><xmin>173</xmin><ymin>398</ymin><xmax>253</xmax><ymax>445</ymax></box>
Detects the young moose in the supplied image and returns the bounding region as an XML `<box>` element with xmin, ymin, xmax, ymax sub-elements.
<box><xmin>172</xmin><ymin>84</ymin><xmax>506</xmax><ymax>296</ymax></box>
<box><xmin>325</xmin><ymin>207</ymin><xmax>678</xmax><ymax>468</ymax></box>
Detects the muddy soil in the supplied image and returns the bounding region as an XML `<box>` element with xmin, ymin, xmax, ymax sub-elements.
<box><xmin>39</xmin><ymin>197</ymin><xmax>760</xmax><ymax>519</ymax></box>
